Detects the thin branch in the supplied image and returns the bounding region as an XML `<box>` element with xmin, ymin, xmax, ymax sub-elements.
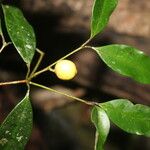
<box><xmin>32</xmin><ymin>38</ymin><xmax>92</xmax><ymax>78</ymax></box>
<box><xmin>0</xmin><ymin>80</ymin><xmax>27</xmax><ymax>86</ymax></box>
<box><xmin>0</xmin><ymin>42</ymin><xmax>11</xmax><ymax>53</ymax></box>
<box><xmin>28</xmin><ymin>48</ymin><xmax>45</xmax><ymax>79</ymax></box>
<box><xmin>49</xmin><ymin>38</ymin><xmax>92</xmax><ymax>68</ymax></box>
<box><xmin>30</xmin><ymin>82</ymin><xmax>97</xmax><ymax>106</ymax></box>
<box><xmin>0</xmin><ymin>19</ymin><xmax>12</xmax><ymax>53</ymax></box>
<box><xmin>26</xmin><ymin>63</ymin><xmax>31</xmax><ymax>79</ymax></box>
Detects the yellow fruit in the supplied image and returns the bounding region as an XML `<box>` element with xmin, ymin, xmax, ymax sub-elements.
<box><xmin>54</xmin><ymin>60</ymin><xmax>77</xmax><ymax>80</ymax></box>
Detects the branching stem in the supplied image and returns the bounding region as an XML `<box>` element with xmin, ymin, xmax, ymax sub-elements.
<box><xmin>0</xmin><ymin>20</ymin><xmax>11</xmax><ymax>53</ymax></box>
<box><xmin>0</xmin><ymin>39</ymin><xmax>97</xmax><ymax>107</ymax></box>
<box><xmin>0</xmin><ymin>41</ymin><xmax>11</xmax><ymax>53</ymax></box>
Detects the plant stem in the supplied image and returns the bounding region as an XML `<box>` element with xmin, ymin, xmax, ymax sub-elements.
<box><xmin>28</xmin><ymin>48</ymin><xmax>45</xmax><ymax>79</ymax></box>
<box><xmin>26</xmin><ymin>63</ymin><xmax>31</xmax><ymax>79</ymax></box>
<box><xmin>49</xmin><ymin>38</ymin><xmax>92</xmax><ymax>68</ymax></box>
<box><xmin>0</xmin><ymin>20</ymin><xmax>11</xmax><ymax>53</ymax></box>
<box><xmin>84</xmin><ymin>45</ymin><xmax>94</xmax><ymax>49</ymax></box>
<box><xmin>0</xmin><ymin>80</ymin><xmax>27</xmax><ymax>86</ymax></box>
<box><xmin>31</xmin><ymin>66</ymin><xmax>49</xmax><ymax>78</ymax></box>
<box><xmin>0</xmin><ymin>42</ymin><xmax>11</xmax><ymax>53</ymax></box>
<box><xmin>30</xmin><ymin>82</ymin><xmax>96</xmax><ymax>106</ymax></box>
<box><xmin>32</xmin><ymin>38</ymin><xmax>92</xmax><ymax>78</ymax></box>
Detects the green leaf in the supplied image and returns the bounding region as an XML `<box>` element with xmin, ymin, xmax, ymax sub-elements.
<box><xmin>91</xmin><ymin>106</ymin><xmax>110</xmax><ymax>150</ymax></box>
<box><xmin>94</xmin><ymin>44</ymin><xmax>150</xmax><ymax>84</ymax></box>
<box><xmin>91</xmin><ymin>0</ymin><xmax>118</xmax><ymax>37</ymax></box>
<box><xmin>2</xmin><ymin>5</ymin><xmax>36</xmax><ymax>64</ymax></box>
<box><xmin>101</xmin><ymin>99</ymin><xmax>150</xmax><ymax>137</ymax></box>
<box><xmin>0</xmin><ymin>90</ymin><xmax>33</xmax><ymax>149</ymax></box>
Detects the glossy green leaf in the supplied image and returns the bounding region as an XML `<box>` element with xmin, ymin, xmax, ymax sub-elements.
<box><xmin>94</xmin><ymin>44</ymin><xmax>150</xmax><ymax>84</ymax></box>
<box><xmin>91</xmin><ymin>0</ymin><xmax>118</xmax><ymax>37</ymax></box>
<box><xmin>0</xmin><ymin>91</ymin><xmax>33</xmax><ymax>149</ymax></box>
<box><xmin>2</xmin><ymin>5</ymin><xmax>36</xmax><ymax>64</ymax></box>
<box><xmin>101</xmin><ymin>99</ymin><xmax>150</xmax><ymax>137</ymax></box>
<box><xmin>91</xmin><ymin>106</ymin><xmax>110</xmax><ymax>150</ymax></box>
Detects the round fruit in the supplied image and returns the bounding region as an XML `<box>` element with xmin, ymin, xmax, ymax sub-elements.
<box><xmin>54</xmin><ymin>60</ymin><xmax>77</xmax><ymax>80</ymax></box>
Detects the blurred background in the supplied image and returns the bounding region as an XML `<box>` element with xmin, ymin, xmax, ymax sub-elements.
<box><xmin>0</xmin><ymin>0</ymin><xmax>150</xmax><ymax>149</ymax></box>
